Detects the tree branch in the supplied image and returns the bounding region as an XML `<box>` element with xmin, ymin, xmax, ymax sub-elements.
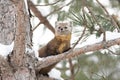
<box><xmin>28</xmin><ymin>0</ymin><xmax>55</xmax><ymax>34</ymax></box>
<box><xmin>35</xmin><ymin>37</ymin><xmax>120</xmax><ymax>71</ymax></box>
<box><xmin>31</xmin><ymin>0</ymin><xmax>73</xmax><ymax>32</ymax></box>
<box><xmin>96</xmin><ymin>0</ymin><xmax>120</xmax><ymax>32</ymax></box>
<box><xmin>85</xmin><ymin>0</ymin><xmax>106</xmax><ymax>42</ymax></box>
<box><xmin>46</xmin><ymin>0</ymin><xmax>73</xmax><ymax>17</ymax></box>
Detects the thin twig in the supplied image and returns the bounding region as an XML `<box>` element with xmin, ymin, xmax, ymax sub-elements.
<box><xmin>28</xmin><ymin>0</ymin><xmax>55</xmax><ymax>33</ymax></box>
<box><xmin>68</xmin><ymin>59</ymin><xmax>75</xmax><ymax>80</ymax></box>
<box><xmin>74</xmin><ymin>58</ymin><xmax>81</xmax><ymax>78</ymax></box>
<box><xmin>96</xmin><ymin>0</ymin><xmax>120</xmax><ymax>32</ymax></box>
<box><xmin>68</xmin><ymin>4</ymin><xmax>88</xmax><ymax>79</ymax></box>
<box><xmin>107</xmin><ymin>48</ymin><xmax>120</xmax><ymax>55</ymax></box>
<box><xmin>46</xmin><ymin>0</ymin><xmax>73</xmax><ymax>17</ymax></box>
<box><xmin>72</xmin><ymin>26</ymin><xmax>87</xmax><ymax>49</ymax></box>
<box><xmin>32</xmin><ymin>22</ymin><xmax>42</xmax><ymax>31</ymax></box>
<box><xmin>73</xmin><ymin>1</ymin><xmax>87</xmax><ymax>77</ymax></box>
<box><xmin>68</xmin><ymin>4</ymin><xmax>88</xmax><ymax>78</ymax></box>
<box><xmin>32</xmin><ymin>0</ymin><xmax>73</xmax><ymax>32</ymax></box>
<box><xmin>107</xmin><ymin>48</ymin><xmax>116</xmax><ymax>54</ymax></box>
<box><xmin>70</xmin><ymin>11</ymin><xmax>83</xmax><ymax>23</ymax></box>
<box><xmin>35</xmin><ymin>0</ymin><xmax>62</xmax><ymax>6</ymax></box>
<box><xmin>85</xmin><ymin>0</ymin><xmax>106</xmax><ymax>42</ymax></box>
<box><xmin>72</xmin><ymin>7</ymin><xmax>87</xmax><ymax>49</ymax></box>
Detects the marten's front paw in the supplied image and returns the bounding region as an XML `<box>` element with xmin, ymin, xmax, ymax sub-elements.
<box><xmin>65</xmin><ymin>47</ymin><xmax>71</xmax><ymax>52</ymax></box>
<box><xmin>42</xmin><ymin>73</ymin><xmax>49</xmax><ymax>77</ymax></box>
<box><xmin>56</xmin><ymin>49</ymin><xmax>61</xmax><ymax>54</ymax></box>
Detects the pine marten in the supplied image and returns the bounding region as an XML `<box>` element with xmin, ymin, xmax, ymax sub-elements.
<box><xmin>38</xmin><ymin>21</ymin><xmax>72</xmax><ymax>76</ymax></box>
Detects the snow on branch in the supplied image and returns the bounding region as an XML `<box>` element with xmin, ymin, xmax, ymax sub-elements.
<box><xmin>35</xmin><ymin>37</ymin><xmax>120</xmax><ymax>71</ymax></box>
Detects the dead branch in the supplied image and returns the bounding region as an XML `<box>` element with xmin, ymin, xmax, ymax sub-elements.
<box><xmin>35</xmin><ymin>37</ymin><xmax>120</xmax><ymax>71</ymax></box>
<box><xmin>46</xmin><ymin>0</ymin><xmax>73</xmax><ymax>17</ymax></box>
<box><xmin>28</xmin><ymin>0</ymin><xmax>55</xmax><ymax>34</ymax></box>
<box><xmin>32</xmin><ymin>0</ymin><xmax>73</xmax><ymax>32</ymax></box>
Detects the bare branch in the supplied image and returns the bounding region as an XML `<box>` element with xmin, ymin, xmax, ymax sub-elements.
<box><xmin>28</xmin><ymin>0</ymin><xmax>55</xmax><ymax>34</ymax></box>
<box><xmin>72</xmin><ymin>25</ymin><xmax>87</xmax><ymax>48</ymax></box>
<box><xmin>32</xmin><ymin>21</ymin><xmax>42</xmax><ymax>31</ymax></box>
<box><xmin>32</xmin><ymin>0</ymin><xmax>73</xmax><ymax>32</ymax></box>
<box><xmin>35</xmin><ymin>37</ymin><xmax>120</xmax><ymax>71</ymax></box>
<box><xmin>46</xmin><ymin>0</ymin><xmax>73</xmax><ymax>17</ymax></box>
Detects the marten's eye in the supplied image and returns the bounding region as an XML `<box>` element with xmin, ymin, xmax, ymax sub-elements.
<box><xmin>58</xmin><ymin>27</ymin><xmax>61</xmax><ymax>29</ymax></box>
<box><xmin>64</xmin><ymin>26</ymin><xmax>67</xmax><ymax>29</ymax></box>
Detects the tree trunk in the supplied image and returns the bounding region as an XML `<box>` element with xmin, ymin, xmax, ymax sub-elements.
<box><xmin>0</xmin><ymin>0</ymin><xmax>54</xmax><ymax>80</ymax></box>
<box><xmin>1</xmin><ymin>0</ymin><xmax>120</xmax><ymax>80</ymax></box>
<box><xmin>0</xmin><ymin>0</ymin><xmax>36</xmax><ymax>80</ymax></box>
<box><xmin>0</xmin><ymin>0</ymin><xmax>56</xmax><ymax>80</ymax></box>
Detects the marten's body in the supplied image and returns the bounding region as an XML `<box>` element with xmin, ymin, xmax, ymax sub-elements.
<box><xmin>38</xmin><ymin>21</ymin><xmax>72</xmax><ymax>76</ymax></box>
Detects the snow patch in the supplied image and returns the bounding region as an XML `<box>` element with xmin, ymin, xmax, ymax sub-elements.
<box><xmin>103</xmin><ymin>31</ymin><xmax>120</xmax><ymax>40</ymax></box>
<box><xmin>94</xmin><ymin>24</ymin><xmax>100</xmax><ymax>30</ymax></box>
<box><xmin>0</xmin><ymin>42</ymin><xmax>14</xmax><ymax>58</ymax></box>
<box><xmin>49</xmin><ymin>68</ymin><xmax>64</xmax><ymax>80</ymax></box>
<box><xmin>26</xmin><ymin>47</ymin><xmax>34</xmax><ymax>53</ymax></box>
<box><xmin>77</xmin><ymin>31</ymin><xmax>120</xmax><ymax>48</ymax></box>
<box><xmin>87</xmin><ymin>55</ymin><xmax>99</xmax><ymax>63</ymax></box>
<box><xmin>24</xmin><ymin>0</ymin><xmax>29</xmax><ymax>15</ymax></box>
<box><xmin>56</xmin><ymin>62</ymin><xmax>63</xmax><ymax>68</ymax></box>
<box><xmin>37</xmin><ymin>57</ymin><xmax>44</xmax><ymax>61</ymax></box>
<box><xmin>65</xmin><ymin>70</ymin><xmax>70</xmax><ymax>76</ymax></box>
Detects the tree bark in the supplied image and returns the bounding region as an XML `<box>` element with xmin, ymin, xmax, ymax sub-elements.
<box><xmin>0</xmin><ymin>0</ymin><xmax>16</xmax><ymax>45</ymax></box>
<box><xmin>0</xmin><ymin>0</ymin><xmax>36</xmax><ymax>80</ymax></box>
<box><xmin>35</xmin><ymin>37</ymin><xmax>120</xmax><ymax>71</ymax></box>
<box><xmin>0</xmin><ymin>0</ymin><xmax>56</xmax><ymax>80</ymax></box>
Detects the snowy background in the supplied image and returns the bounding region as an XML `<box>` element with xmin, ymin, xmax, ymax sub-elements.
<box><xmin>0</xmin><ymin>0</ymin><xmax>120</xmax><ymax>79</ymax></box>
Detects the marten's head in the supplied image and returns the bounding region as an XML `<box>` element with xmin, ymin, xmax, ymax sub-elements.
<box><xmin>55</xmin><ymin>21</ymin><xmax>72</xmax><ymax>36</ymax></box>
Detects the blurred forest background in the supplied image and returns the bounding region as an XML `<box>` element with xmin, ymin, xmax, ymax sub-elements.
<box><xmin>31</xmin><ymin>0</ymin><xmax>120</xmax><ymax>80</ymax></box>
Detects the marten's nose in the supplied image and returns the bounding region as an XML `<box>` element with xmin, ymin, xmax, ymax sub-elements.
<box><xmin>61</xmin><ymin>28</ymin><xmax>63</xmax><ymax>31</ymax></box>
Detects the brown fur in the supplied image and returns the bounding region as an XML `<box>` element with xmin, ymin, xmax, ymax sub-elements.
<box><xmin>38</xmin><ymin>21</ymin><xmax>72</xmax><ymax>76</ymax></box>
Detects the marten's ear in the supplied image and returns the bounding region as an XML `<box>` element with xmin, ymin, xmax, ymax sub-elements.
<box><xmin>69</xmin><ymin>21</ymin><xmax>73</xmax><ymax>27</ymax></box>
<box><xmin>55</xmin><ymin>21</ymin><xmax>59</xmax><ymax>27</ymax></box>
<box><xmin>68</xmin><ymin>21</ymin><xmax>73</xmax><ymax>32</ymax></box>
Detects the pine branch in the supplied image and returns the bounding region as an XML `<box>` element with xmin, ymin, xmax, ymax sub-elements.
<box><xmin>96</xmin><ymin>0</ymin><xmax>120</xmax><ymax>32</ymax></box>
<box><xmin>35</xmin><ymin>37</ymin><xmax>120</xmax><ymax>71</ymax></box>
<box><xmin>85</xmin><ymin>1</ymin><xmax>106</xmax><ymax>42</ymax></box>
